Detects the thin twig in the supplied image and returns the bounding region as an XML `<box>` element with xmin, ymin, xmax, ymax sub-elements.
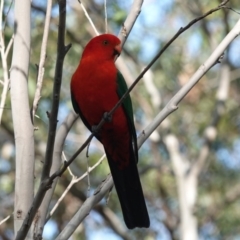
<box><xmin>47</xmin><ymin>154</ymin><xmax>106</xmax><ymax>220</ymax></box>
<box><xmin>31</xmin><ymin>0</ymin><xmax>53</xmax><ymax>122</ymax></box>
<box><xmin>0</xmin><ymin>0</ymin><xmax>3</xmax><ymax>30</ymax></box>
<box><xmin>224</xmin><ymin>6</ymin><xmax>240</xmax><ymax>15</ymax></box>
<box><xmin>118</xmin><ymin>0</ymin><xmax>144</xmax><ymax>46</ymax></box>
<box><xmin>87</xmin><ymin>154</ymin><xmax>91</xmax><ymax>196</ymax></box>
<box><xmin>104</xmin><ymin>0</ymin><xmax>108</xmax><ymax>33</ymax></box>
<box><xmin>78</xmin><ymin>0</ymin><xmax>99</xmax><ymax>36</ymax></box>
<box><xmin>55</xmin><ymin>174</ymin><xmax>113</xmax><ymax>240</ymax></box>
<box><xmin>2</xmin><ymin>0</ymin><xmax>14</xmax><ymax>30</ymax></box>
<box><xmin>5</xmin><ymin>34</ymin><xmax>14</xmax><ymax>57</ymax></box>
<box><xmin>0</xmin><ymin>0</ymin><xmax>10</xmax><ymax>124</ymax></box>
<box><xmin>0</xmin><ymin>213</ymin><xmax>12</xmax><ymax>225</ymax></box>
<box><xmin>49</xmin><ymin>176</ymin><xmax>78</xmax><ymax>219</ymax></box>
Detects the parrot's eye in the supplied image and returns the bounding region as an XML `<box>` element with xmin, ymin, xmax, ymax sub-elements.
<box><xmin>102</xmin><ymin>40</ymin><xmax>109</xmax><ymax>45</ymax></box>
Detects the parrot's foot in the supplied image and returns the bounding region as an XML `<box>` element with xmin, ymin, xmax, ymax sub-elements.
<box><xmin>91</xmin><ymin>112</ymin><xmax>112</xmax><ymax>135</ymax></box>
<box><xmin>103</xmin><ymin>112</ymin><xmax>112</xmax><ymax>122</ymax></box>
<box><xmin>91</xmin><ymin>125</ymin><xmax>98</xmax><ymax>135</ymax></box>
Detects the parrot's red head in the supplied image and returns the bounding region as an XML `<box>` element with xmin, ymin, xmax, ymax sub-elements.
<box><xmin>82</xmin><ymin>34</ymin><xmax>121</xmax><ymax>61</ymax></box>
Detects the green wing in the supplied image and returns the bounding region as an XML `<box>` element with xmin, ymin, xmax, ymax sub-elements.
<box><xmin>116</xmin><ymin>71</ymin><xmax>138</xmax><ymax>163</ymax></box>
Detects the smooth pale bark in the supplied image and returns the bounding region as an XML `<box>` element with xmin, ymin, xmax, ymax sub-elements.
<box><xmin>10</xmin><ymin>0</ymin><xmax>34</xmax><ymax>238</ymax></box>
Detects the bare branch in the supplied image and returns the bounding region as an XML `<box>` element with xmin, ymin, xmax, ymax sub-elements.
<box><xmin>34</xmin><ymin>111</ymin><xmax>78</xmax><ymax>238</ymax></box>
<box><xmin>96</xmin><ymin>206</ymin><xmax>132</xmax><ymax>240</ymax></box>
<box><xmin>41</xmin><ymin>2</ymin><xmax>71</xmax><ymax>182</ymax></box>
<box><xmin>31</xmin><ymin>0</ymin><xmax>53</xmax><ymax>122</ymax></box>
<box><xmin>104</xmin><ymin>0</ymin><xmax>108</xmax><ymax>33</ymax></box>
<box><xmin>216</xmin><ymin>64</ymin><xmax>230</xmax><ymax>101</ymax></box>
<box><xmin>55</xmin><ymin>174</ymin><xmax>113</xmax><ymax>240</ymax></box>
<box><xmin>78</xmin><ymin>0</ymin><xmax>99</xmax><ymax>36</ymax></box>
<box><xmin>142</xmin><ymin>69</ymin><xmax>161</xmax><ymax>109</ymax></box>
<box><xmin>0</xmin><ymin>213</ymin><xmax>13</xmax><ymax>226</ymax></box>
<box><xmin>5</xmin><ymin>34</ymin><xmax>14</xmax><ymax>57</ymax></box>
<box><xmin>0</xmin><ymin>32</ymin><xmax>10</xmax><ymax>123</ymax></box>
<box><xmin>2</xmin><ymin>0</ymin><xmax>14</xmax><ymax>30</ymax></box>
<box><xmin>191</xmin><ymin>64</ymin><xmax>230</xmax><ymax>177</ymax></box>
<box><xmin>47</xmin><ymin>153</ymin><xmax>106</xmax><ymax>220</ymax></box>
<box><xmin>0</xmin><ymin>0</ymin><xmax>3</xmax><ymax>29</ymax></box>
<box><xmin>0</xmin><ymin>1</ymin><xmax>12</xmax><ymax>123</ymax></box>
<box><xmin>164</xmin><ymin>134</ymin><xmax>198</xmax><ymax>240</ymax></box>
<box><xmin>118</xmin><ymin>0</ymin><xmax>144</xmax><ymax>46</ymax></box>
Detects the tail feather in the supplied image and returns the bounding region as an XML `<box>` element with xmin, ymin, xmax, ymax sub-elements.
<box><xmin>105</xmin><ymin>151</ymin><xmax>150</xmax><ymax>229</ymax></box>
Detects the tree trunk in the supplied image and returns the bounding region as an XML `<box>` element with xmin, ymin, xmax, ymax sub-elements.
<box><xmin>10</xmin><ymin>0</ymin><xmax>34</xmax><ymax>238</ymax></box>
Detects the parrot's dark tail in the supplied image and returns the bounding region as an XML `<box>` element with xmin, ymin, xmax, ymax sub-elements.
<box><xmin>105</xmin><ymin>151</ymin><xmax>150</xmax><ymax>229</ymax></box>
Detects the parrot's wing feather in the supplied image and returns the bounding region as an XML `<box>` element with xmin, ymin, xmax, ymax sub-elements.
<box><xmin>71</xmin><ymin>91</ymin><xmax>92</xmax><ymax>132</ymax></box>
<box><xmin>116</xmin><ymin>71</ymin><xmax>138</xmax><ymax>163</ymax></box>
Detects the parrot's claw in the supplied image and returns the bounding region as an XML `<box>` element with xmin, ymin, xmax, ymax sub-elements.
<box><xmin>103</xmin><ymin>112</ymin><xmax>112</xmax><ymax>122</ymax></box>
<box><xmin>91</xmin><ymin>112</ymin><xmax>111</xmax><ymax>135</ymax></box>
<box><xmin>91</xmin><ymin>125</ymin><xmax>98</xmax><ymax>134</ymax></box>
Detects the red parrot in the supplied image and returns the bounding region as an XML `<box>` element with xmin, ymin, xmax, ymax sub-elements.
<box><xmin>71</xmin><ymin>34</ymin><xmax>150</xmax><ymax>229</ymax></box>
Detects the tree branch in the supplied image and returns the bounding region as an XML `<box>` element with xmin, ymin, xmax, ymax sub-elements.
<box><xmin>0</xmin><ymin>1</ymin><xmax>13</xmax><ymax>123</ymax></box>
<box><xmin>0</xmin><ymin>31</ymin><xmax>10</xmax><ymax>124</ymax></box>
<box><xmin>118</xmin><ymin>0</ymin><xmax>144</xmax><ymax>46</ymax></box>
<box><xmin>34</xmin><ymin>111</ymin><xmax>78</xmax><ymax>238</ymax></box>
<box><xmin>31</xmin><ymin>0</ymin><xmax>53</xmax><ymax>122</ymax></box>
<box><xmin>55</xmin><ymin>174</ymin><xmax>114</xmax><ymax>240</ymax></box>
<box><xmin>78</xmin><ymin>0</ymin><xmax>99</xmax><ymax>36</ymax></box>
<box><xmin>96</xmin><ymin>205</ymin><xmax>132</xmax><ymax>240</ymax></box>
<box><xmin>41</xmin><ymin>0</ymin><xmax>71</xmax><ymax>182</ymax></box>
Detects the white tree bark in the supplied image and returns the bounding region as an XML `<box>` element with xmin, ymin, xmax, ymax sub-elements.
<box><xmin>165</xmin><ymin>135</ymin><xmax>198</xmax><ymax>240</ymax></box>
<box><xmin>10</xmin><ymin>0</ymin><xmax>34</xmax><ymax>238</ymax></box>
